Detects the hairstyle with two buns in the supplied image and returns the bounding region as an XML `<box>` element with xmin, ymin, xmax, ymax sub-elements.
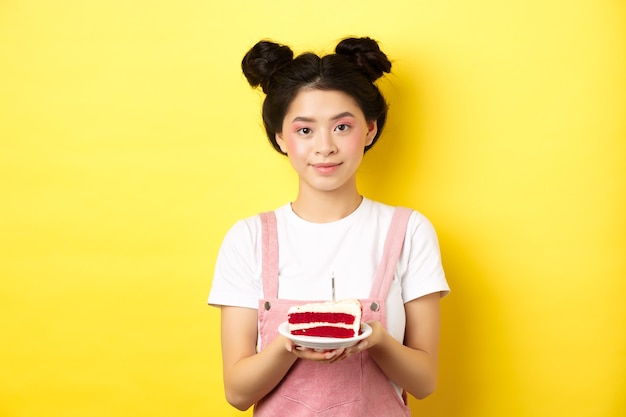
<box><xmin>241</xmin><ymin>37</ymin><xmax>392</xmax><ymax>154</ymax></box>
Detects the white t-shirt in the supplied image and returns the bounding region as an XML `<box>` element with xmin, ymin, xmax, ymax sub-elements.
<box><xmin>209</xmin><ymin>198</ymin><xmax>449</xmax><ymax>343</ymax></box>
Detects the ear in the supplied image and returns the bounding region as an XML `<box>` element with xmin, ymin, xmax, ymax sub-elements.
<box><xmin>275</xmin><ymin>132</ymin><xmax>288</xmax><ymax>154</ymax></box>
<box><xmin>365</xmin><ymin>121</ymin><xmax>378</xmax><ymax>147</ymax></box>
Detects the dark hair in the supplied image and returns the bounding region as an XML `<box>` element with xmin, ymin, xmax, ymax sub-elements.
<box><xmin>241</xmin><ymin>37</ymin><xmax>392</xmax><ymax>154</ymax></box>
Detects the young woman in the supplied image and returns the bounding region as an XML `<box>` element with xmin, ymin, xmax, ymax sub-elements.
<box><xmin>208</xmin><ymin>37</ymin><xmax>449</xmax><ymax>416</ymax></box>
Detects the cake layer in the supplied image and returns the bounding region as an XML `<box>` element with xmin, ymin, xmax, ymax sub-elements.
<box><xmin>289</xmin><ymin>322</ymin><xmax>355</xmax><ymax>332</ymax></box>
<box><xmin>290</xmin><ymin>326</ymin><xmax>359</xmax><ymax>338</ymax></box>
<box><xmin>288</xmin><ymin>312</ymin><xmax>356</xmax><ymax>325</ymax></box>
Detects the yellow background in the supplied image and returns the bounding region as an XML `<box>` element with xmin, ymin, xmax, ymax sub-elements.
<box><xmin>1</xmin><ymin>1</ymin><xmax>624</xmax><ymax>416</ymax></box>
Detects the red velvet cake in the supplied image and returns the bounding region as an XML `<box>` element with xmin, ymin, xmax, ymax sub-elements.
<box><xmin>287</xmin><ymin>298</ymin><xmax>363</xmax><ymax>338</ymax></box>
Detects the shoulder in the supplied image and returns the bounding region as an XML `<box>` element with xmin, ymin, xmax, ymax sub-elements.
<box><xmin>222</xmin><ymin>214</ymin><xmax>261</xmax><ymax>244</ymax></box>
<box><xmin>406</xmin><ymin>209</ymin><xmax>440</xmax><ymax>241</ymax></box>
<box><xmin>363</xmin><ymin>199</ymin><xmax>436</xmax><ymax>232</ymax></box>
<box><xmin>219</xmin><ymin>203</ymin><xmax>293</xmax><ymax>247</ymax></box>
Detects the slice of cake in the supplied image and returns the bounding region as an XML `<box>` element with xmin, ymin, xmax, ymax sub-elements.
<box><xmin>287</xmin><ymin>298</ymin><xmax>362</xmax><ymax>338</ymax></box>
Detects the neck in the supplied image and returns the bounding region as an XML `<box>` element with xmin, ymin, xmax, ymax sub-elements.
<box><xmin>291</xmin><ymin>189</ymin><xmax>363</xmax><ymax>223</ymax></box>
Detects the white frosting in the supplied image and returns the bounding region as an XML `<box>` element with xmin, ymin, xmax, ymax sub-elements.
<box><xmin>289</xmin><ymin>322</ymin><xmax>355</xmax><ymax>331</ymax></box>
<box><xmin>287</xmin><ymin>298</ymin><xmax>362</xmax><ymax>315</ymax></box>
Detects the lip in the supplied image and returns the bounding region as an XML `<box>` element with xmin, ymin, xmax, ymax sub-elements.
<box><xmin>311</xmin><ymin>162</ymin><xmax>342</xmax><ymax>174</ymax></box>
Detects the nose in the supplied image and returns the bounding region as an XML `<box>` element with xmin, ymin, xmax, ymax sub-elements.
<box><xmin>315</xmin><ymin>131</ymin><xmax>337</xmax><ymax>157</ymax></box>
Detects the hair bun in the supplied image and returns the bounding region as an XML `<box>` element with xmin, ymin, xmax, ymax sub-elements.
<box><xmin>335</xmin><ymin>37</ymin><xmax>391</xmax><ymax>82</ymax></box>
<box><xmin>241</xmin><ymin>40</ymin><xmax>294</xmax><ymax>93</ymax></box>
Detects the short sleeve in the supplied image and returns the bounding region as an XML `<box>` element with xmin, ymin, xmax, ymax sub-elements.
<box><xmin>208</xmin><ymin>216</ymin><xmax>263</xmax><ymax>309</ymax></box>
<box><xmin>400</xmin><ymin>211</ymin><xmax>450</xmax><ymax>302</ymax></box>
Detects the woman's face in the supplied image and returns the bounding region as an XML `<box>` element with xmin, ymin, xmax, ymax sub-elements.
<box><xmin>276</xmin><ymin>89</ymin><xmax>377</xmax><ymax>196</ymax></box>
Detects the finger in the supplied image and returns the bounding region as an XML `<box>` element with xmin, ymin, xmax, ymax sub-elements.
<box><xmin>292</xmin><ymin>346</ymin><xmax>342</xmax><ymax>362</ymax></box>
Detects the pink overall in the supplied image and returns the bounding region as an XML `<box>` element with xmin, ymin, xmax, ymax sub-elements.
<box><xmin>254</xmin><ymin>207</ymin><xmax>413</xmax><ymax>417</ymax></box>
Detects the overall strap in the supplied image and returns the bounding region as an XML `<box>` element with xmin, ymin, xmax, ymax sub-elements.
<box><xmin>259</xmin><ymin>211</ymin><xmax>279</xmax><ymax>299</ymax></box>
<box><xmin>369</xmin><ymin>207</ymin><xmax>413</xmax><ymax>299</ymax></box>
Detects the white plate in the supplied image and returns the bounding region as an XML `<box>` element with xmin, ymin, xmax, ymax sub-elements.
<box><xmin>278</xmin><ymin>321</ymin><xmax>372</xmax><ymax>350</ymax></box>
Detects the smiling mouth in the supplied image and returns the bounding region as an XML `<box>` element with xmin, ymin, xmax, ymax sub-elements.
<box><xmin>312</xmin><ymin>162</ymin><xmax>341</xmax><ymax>168</ymax></box>
<box><xmin>311</xmin><ymin>162</ymin><xmax>342</xmax><ymax>174</ymax></box>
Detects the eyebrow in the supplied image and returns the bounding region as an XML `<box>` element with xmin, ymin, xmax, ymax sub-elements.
<box><xmin>291</xmin><ymin>112</ymin><xmax>356</xmax><ymax>123</ymax></box>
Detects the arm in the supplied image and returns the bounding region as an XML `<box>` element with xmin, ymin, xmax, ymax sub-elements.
<box><xmin>220</xmin><ymin>306</ymin><xmax>298</xmax><ymax>411</ymax></box>
<box><xmin>360</xmin><ymin>292</ymin><xmax>441</xmax><ymax>399</ymax></box>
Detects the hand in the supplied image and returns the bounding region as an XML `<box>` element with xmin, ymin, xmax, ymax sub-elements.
<box><xmin>285</xmin><ymin>341</ymin><xmax>346</xmax><ymax>363</ymax></box>
<box><xmin>328</xmin><ymin>320</ymin><xmax>383</xmax><ymax>363</ymax></box>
